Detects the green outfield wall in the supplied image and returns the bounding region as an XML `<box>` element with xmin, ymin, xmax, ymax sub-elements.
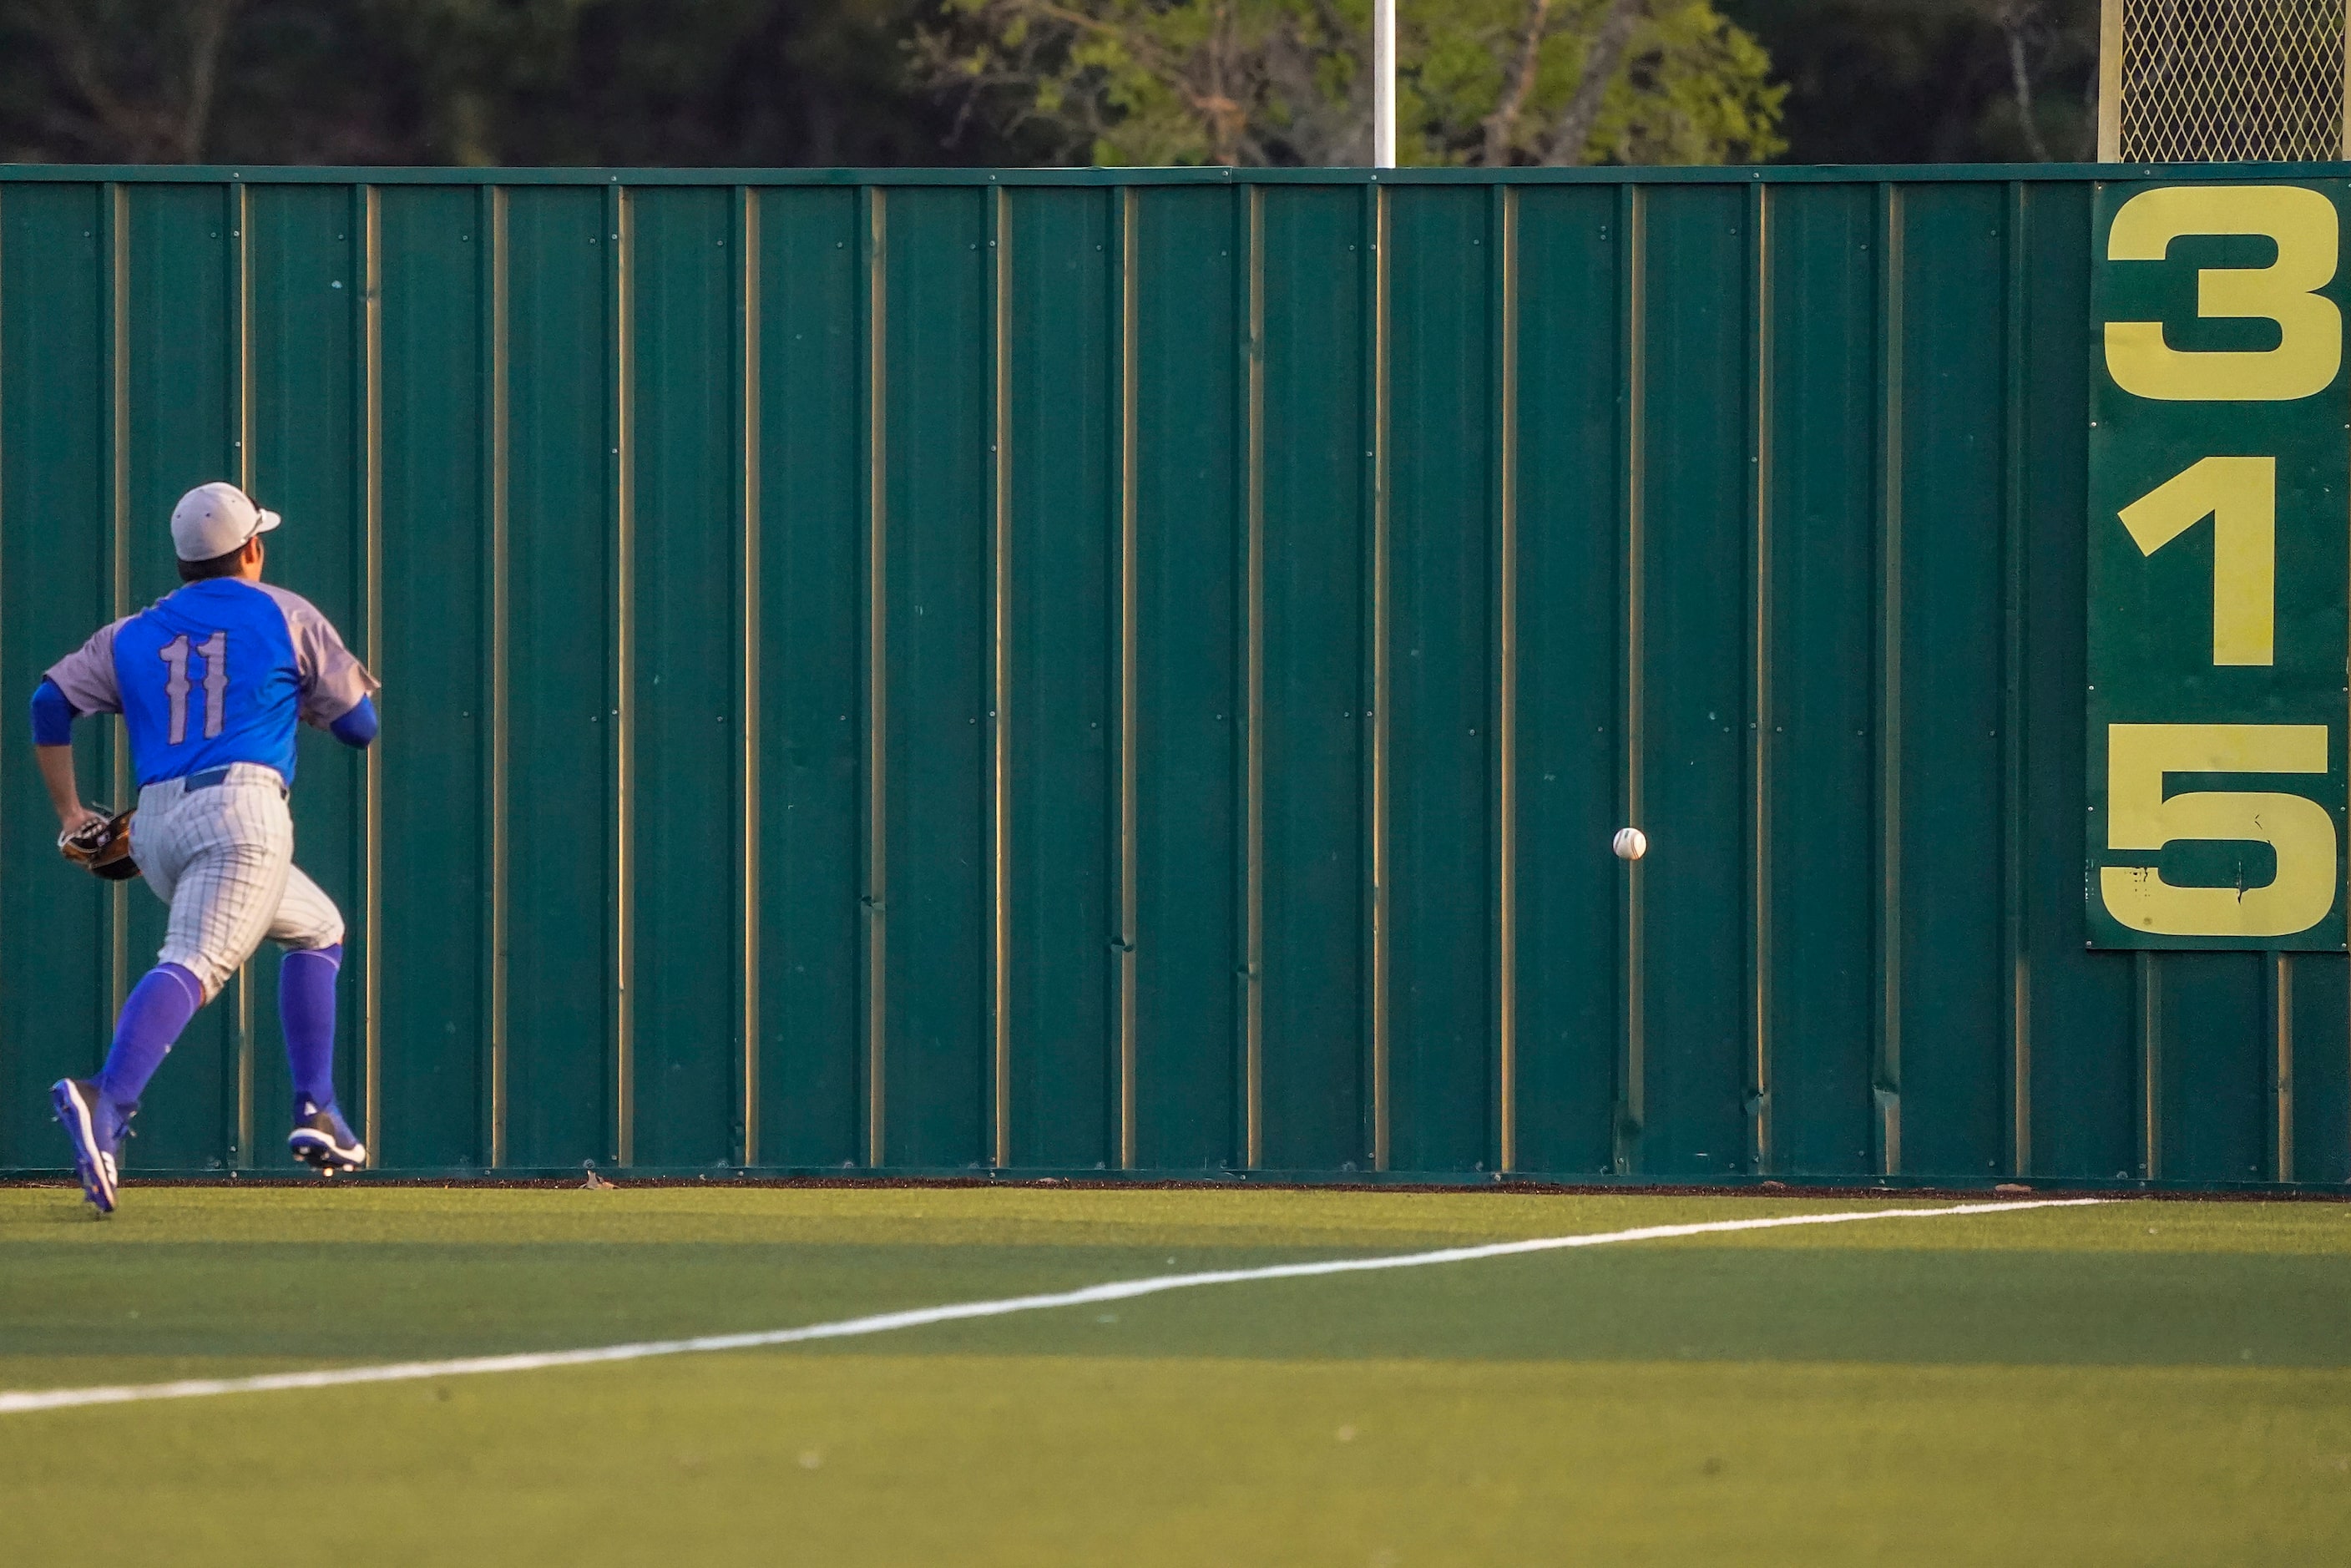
<box><xmin>2</xmin><ymin>164</ymin><xmax>2346</xmax><ymax>1188</ymax></box>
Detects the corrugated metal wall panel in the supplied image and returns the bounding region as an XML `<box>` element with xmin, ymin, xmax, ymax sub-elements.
<box><xmin>629</xmin><ymin>184</ymin><xmax>741</xmax><ymax>1170</ymax></box>
<box><xmin>1127</xmin><ymin>185</ymin><xmax>1243</xmax><ymax>1171</ymax></box>
<box><xmin>1893</xmin><ymin>182</ymin><xmax>2010</xmax><ymax>1178</ymax></box>
<box><xmin>1003</xmin><ymin>184</ymin><xmax>1118</xmax><ymax>1168</ymax></box>
<box><xmin>1256</xmin><ymin>185</ymin><xmax>1371</xmax><ymax>1172</ymax></box>
<box><xmin>503</xmin><ymin>184</ymin><xmax>615</xmax><ymax>1171</ymax></box>
<box><xmin>1762</xmin><ymin>180</ymin><xmax>1878</xmax><ymax>1176</ymax></box>
<box><xmin>123</xmin><ymin>183</ymin><xmax>238</xmax><ymax>1171</ymax></box>
<box><xmin>377</xmin><ymin>185</ymin><xmax>490</xmax><ymax>1171</ymax></box>
<box><xmin>752</xmin><ymin>185</ymin><xmax>864</xmax><ymax>1169</ymax></box>
<box><xmin>878</xmin><ymin>187</ymin><xmax>991</xmax><ymax>1169</ymax></box>
<box><xmin>248</xmin><ymin>182</ymin><xmax>367</xmax><ymax>1171</ymax></box>
<box><xmin>1637</xmin><ymin>184</ymin><xmax>1751</xmax><ymax>1177</ymax></box>
<box><xmin>0</xmin><ymin>183</ymin><xmax>111</xmax><ymax>1169</ymax></box>
<box><xmin>1509</xmin><ymin>184</ymin><xmax>1621</xmax><ymax>1178</ymax></box>
<box><xmin>2</xmin><ymin>165</ymin><xmax>2344</xmax><ymax>1189</ymax></box>
<box><xmin>2015</xmin><ymin>181</ymin><xmax>2136</xmax><ymax>1181</ymax></box>
<box><xmin>2293</xmin><ymin>953</ymin><xmax>2350</xmax><ymax>1180</ymax></box>
<box><xmin>1386</xmin><ymin>184</ymin><xmax>1497</xmax><ymax>1175</ymax></box>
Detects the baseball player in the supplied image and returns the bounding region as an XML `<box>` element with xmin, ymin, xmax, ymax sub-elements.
<box><xmin>32</xmin><ymin>482</ymin><xmax>380</xmax><ymax>1214</ymax></box>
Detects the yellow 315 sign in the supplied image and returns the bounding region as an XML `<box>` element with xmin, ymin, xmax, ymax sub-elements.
<box><xmin>2088</xmin><ymin>181</ymin><xmax>2350</xmax><ymax>949</ymax></box>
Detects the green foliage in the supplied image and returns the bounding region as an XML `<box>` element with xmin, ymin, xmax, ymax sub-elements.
<box><xmin>0</xmin><ymin>0</ymin><xmax>2086</xmax><ymax>171</ymax></box>
<box><xmin>1582</xmin><ymin>0</ymin><xmax>1787</xmax><ymax>164</ymax></box>
<box><xmin>918</xmin><ymin>0</ymin><xmax>1786</xmax><ymax>165</ymax></box>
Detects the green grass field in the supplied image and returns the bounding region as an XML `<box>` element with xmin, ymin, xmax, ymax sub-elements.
<box><xmin>3</xmin><ymin>1185</ymin><xmax>2348</xmax><ymax>1565</ymax></box>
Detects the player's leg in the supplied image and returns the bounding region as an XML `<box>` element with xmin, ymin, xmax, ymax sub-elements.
<box><xmin>155</xmin><ymin>777</ymin><xmax>296</xmax><ymax>1005</ymax></box>
<box><xmin>269</xmin><ymin>866</ymin><xmax>361</xmax><ymax>1171</ymax></box>
<box><xmin>53</xmin><ymin>774</ymin><xmax>292</xmax><ymax>1212</ymax></box>
<box><xmin>52</xmin><ymin>960</ymin><xmax>204</xmax><ymax>1212</ymax></box>
<box><xmin>88</xmin><ymin>819</ymin><xmax>206</xmax><ymax>1123</ymax></box>
<box><xmin>49</xmin><ymin>787</ymin><xmax>207</xmax><ymax>1213</ymax></box>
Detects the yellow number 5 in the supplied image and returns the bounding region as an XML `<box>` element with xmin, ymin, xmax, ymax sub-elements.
<box><xmin>2101</xmin><ymin>723</ymin><xmax>2337</xmax><ymax>938</ymax></box>
<box><xmin>2105</xmin><ymin>185</ymin><xmax>2341</xmax><ymax>402</ymax></box>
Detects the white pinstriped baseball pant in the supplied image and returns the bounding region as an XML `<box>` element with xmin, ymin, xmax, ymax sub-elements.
<box><xmin>130</xmin><ymin>763</ymin><xmax>344</xmax><ymax>1002</ymax></box>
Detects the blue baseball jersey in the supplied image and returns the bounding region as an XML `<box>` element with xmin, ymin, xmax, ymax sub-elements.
<box><xmin>44</xmin><ymin>579</ymin><xmax>377</xmax><ymax>788</ymax></box>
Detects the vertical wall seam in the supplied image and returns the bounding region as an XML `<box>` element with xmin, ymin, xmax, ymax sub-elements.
<box><xmin>0</xmin><ymin>191</ymin><xmax>4</xmax><ymax>1095</ymax></box>
<box><xmin>359</xmin><ymin>184</ymin><xmax>382</xmax><ymax>1167</ymax></box>
<box><xmin>1494</xmin><ymin>184</ymin><xmax>1519</xmax><ymax>1176</ymax></box>
<box><xmin>737</xmin><ymin>185</ymin><xmax>761</xmax><ymax>1169</ymax></box>
<box><xmin>1747</xmin><ymin>179</ymin><xmax>1775</xmax><ymax>1176</ymax></box>
<box><xmin>1117</xmin><ymin>186</ymin><xmax>1140</xmax><ymax>1171</ymax></box>
<box><xmin>484</xmin><ymin>183</ymin><xmax>512</xmax><ymax>1170</ymax></box>
<box><xmin>104</xmin><ymin>184</ymin><xmax>130</xmax><ymax>1041</ymax></box>
<box><xmin>1874</xmin><ymin>181</ymin><xmax>1905</xmax><ymax>1178</ymax></box>
<box><xmin>0</xmin><ymin>190</ymin><xmax>4</xmax><ymax>1092</ymax></box>
<box><xmin>229</xmin><ymin>178</ymin><xmax>253</xmax><ymax>1169</ymax></box>
<box><xmin>989</xmin><ymin>184</ymin><xmax>1013</xmax><ymax>1170</ymax></box>
<box><xmin>0</xmin><ymin>191</ymin><xmax>5</xmax><ymax>1093</ymax></box>
<box><xmin>1242</xmin><ymin>184</ymin><xmax>1266</xmax><ymax>1171</ymax></box>
<box><xmin>2273</xmin><ymin>951</ymin><xmax>2294</xmax><ymax>1181</ymax></box>
<box><xmin>2137</xmin><ymin>950</ymin><xmax>2161</xmax><ymax>1178</ymax></box>
<box><xmin>608</xmin><ymin>181</ymin><xmax>635</xmax><ymax>1169</ymax></box>
<box><xmin>1368</xmin><ymin>181</ymin><xmax>1392</xmax><ymax>1173</ymax></box>
<box><xmin>863</xmin><ymin>186</ymin><xmax>889</xmax><ymax>1168</ymax></box>
<box><xmin>231</xmin><ymin>185</ymin><xmax>253</xmax><ymax>485</ymax></box>
<box><xmin>2001</xmin><ymin>181</ymin><xmax>2033</xmax><ymax>1178</ymax></box>
<box><xmin>1616</xmin><ymin>184</ymin><xmax>1647</xmax><ymax>1176</ymax></box>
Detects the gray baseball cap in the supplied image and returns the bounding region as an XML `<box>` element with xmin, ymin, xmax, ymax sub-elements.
<box><xmin>170</xmin><ymin>482</ymin><xmax>281</xmax><ymax>562</ymax></box>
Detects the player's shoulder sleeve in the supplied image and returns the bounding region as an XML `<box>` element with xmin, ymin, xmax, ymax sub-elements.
<box><xmin>43</xmin><ymin>618</ymin><xmax>129</xmax><ymax>716</ymax></box>
<box><xmin>255</xmin><ymin>584</ymin><xmax>381</xmax><ymax>726</ymax></box>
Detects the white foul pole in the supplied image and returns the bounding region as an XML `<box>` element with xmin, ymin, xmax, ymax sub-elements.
<box><xmin>1373</xmin><ymin>0</ymin><xmax>1397</xmax><ymax>167</ymax></box>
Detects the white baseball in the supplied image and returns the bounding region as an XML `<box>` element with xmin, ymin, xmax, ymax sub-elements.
<box><xmin>1612</xmin><ymin>827</ymin><xmax>1648</xmax><ymax>861</ymax></box>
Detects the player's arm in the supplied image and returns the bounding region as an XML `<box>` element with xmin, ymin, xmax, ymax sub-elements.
<box><xmin>261</xmin><ymin>587</ymin><xmax>381</xmax><ymax>748</ymax></box>
<box><xmin>29</xmin><ymin>680</ymin><xmax>102</xmax><ymax>834</ymax></box>
<box><xmin>328</xmin><ymin>695</ymin><xmax>377</xmax><ymax>748</ymax></box>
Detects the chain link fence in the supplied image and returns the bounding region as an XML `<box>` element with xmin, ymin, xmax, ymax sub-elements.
<box><xmin>2101</xmin><ymin>0</ymin><xmax>2350</xmax><ymax>159</ymax></box>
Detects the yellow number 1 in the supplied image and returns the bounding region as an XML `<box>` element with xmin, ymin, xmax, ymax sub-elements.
<box><xmin>2117</xmin><ymin>456</ymin><xmax>2275</xmax><ymax>665</ymax></box>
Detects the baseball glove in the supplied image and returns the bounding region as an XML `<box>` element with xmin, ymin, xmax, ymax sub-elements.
<box><xmin>59</xmin><ymin>809</ymin><xmax>139</xmax><ymax>882</ymax></box>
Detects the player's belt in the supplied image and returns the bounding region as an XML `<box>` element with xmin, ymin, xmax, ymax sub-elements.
<box><xmin>182</xmin><ymin>766</ymin><xmax>287</xmax><ymax>798</ymax></box>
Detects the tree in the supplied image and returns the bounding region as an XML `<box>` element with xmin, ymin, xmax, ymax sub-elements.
<box><xmin>0</xmin><ymin>0</ymin><xmax>246</xmax><ymax>163</ymax></box>
<box><xmin>916</xmin><ymin>0</ymin><xmax>1786</xmax><ymax>165</ymax></box>
<box><xmin>1715</xmin><ymin>0</ymin><xmax>2096</xmax><ymax>164</ymax></box>
<box><xmin>0</xmin><ymin>0</ymin><xmax>1022</xmax><ymax>167</ymax></box>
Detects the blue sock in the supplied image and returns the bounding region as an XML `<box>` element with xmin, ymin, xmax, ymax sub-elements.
<box><xmin>281</xmin><ymin>944</ymin><xmax>342</xmax><ymax>1115</ymax></box>
<box><xmin>96</xmin><ymin>964</ymin><xmax>205</xmax><ymax>1110</ymax></box>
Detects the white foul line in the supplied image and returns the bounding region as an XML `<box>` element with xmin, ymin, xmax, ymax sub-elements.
<box><xmin>0</xmin><ymin>1196</ymin><xmax>2100</xmax><ymax>1416</ymax></box>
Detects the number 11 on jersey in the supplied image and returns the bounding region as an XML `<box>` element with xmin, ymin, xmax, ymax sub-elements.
<box><xmin>159</xmin><ymin>631</ymin><xmax>228</xmax><ymax>746</ymax></box>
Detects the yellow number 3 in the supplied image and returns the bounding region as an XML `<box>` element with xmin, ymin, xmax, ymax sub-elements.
<box><xmin>2106</xmin><ymin>185</ymin><xmax>2341</xmax><ymax>402</ymax></box>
